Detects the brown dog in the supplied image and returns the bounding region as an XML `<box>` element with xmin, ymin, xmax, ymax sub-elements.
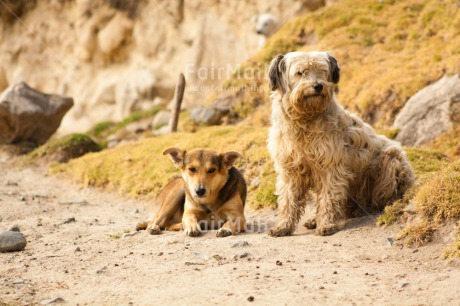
<box><xmin>137</xmin><ymin>148</ymin><xmax>247</xmax><ymax>237</ymax></box>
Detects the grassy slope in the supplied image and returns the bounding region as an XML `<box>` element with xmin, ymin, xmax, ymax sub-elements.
<box><xmin>225</xmin><ymin>0</ymin><xmax>460</xmax><ymax>128</ymax></box>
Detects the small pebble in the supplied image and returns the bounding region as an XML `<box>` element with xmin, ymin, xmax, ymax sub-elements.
<box><xmin>234</xmin><ymin>252</ymin><xmax>248</xmax><ymax>259</ymax></box>
<box><xmin>157</xmin><ymin>252</ymin><xmax>164</xmax><ymax>256</ymax></box>
<box><xmin>276</xmin><ymin>261</ymin><xmax>282</xmax><ymax>266</ymax></box>
<box><xmin>74</xmin><ymin>247</ymin><xmax>81</xmax><ymax>252</ymax></box>
<box><xmin>12</xmin><ymin>278</ymin><xmax>24</xmax><ymax>284</ymax></box>
<box><xmin>63</xmin><ymin>217</ymin><xmax>76</xmax><ymax>224</ymax></box>
<box><xmin>319</xmin><ymin>286</ymin><xmax>325</xmax><ymax>290</ymax></box>
<box><xmin>8</xmin><ymin>225</ymin><xmax>20</xmax><ymax>232</ymax></box>
<box><xmin>247</xmin><ymin>296</ymin><xmax>255</xmax><ymax>302</ymax></box>
<box><xmin>40</xmin><ymin>297</ymin><xmax>64</xmax><ymax>305</ymax></box>
<box><xmin>0</xmin><ymin>231</ymin><xmax>27</xmax><ymax>252</ymax></box>
<box><xmin>231</xmin><ymin>240</ymin><xmax>249</xmax><ymax>248</ymax></box>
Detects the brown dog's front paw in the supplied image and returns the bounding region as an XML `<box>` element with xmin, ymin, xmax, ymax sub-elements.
<box><xmin>147</xmin><ymin>225</ymin><xmax>161</xmax><ymax>235</ymax></box>
<box><xmin>185</xmin><ymin>225</ymin><xmax>202</xmax><ymax>237</ymax></box>
<box><xmin>216</xmin><ymin>228</ymin><xmax>233</xmax><ymax>238</ymax></box>
<box><xmin>316</xmin><ymin>224</ymin><xmax>339</xmax><ymax>236</ymax></box>
<box><xmin>304</xmin><ymin>218</ymin><xmax>317</xmax><ymax>230</ymax></box>
<box><xmin>268</xmin><ymin>226</ymin><xmax>292</xmax><ymax>237</ymax></box>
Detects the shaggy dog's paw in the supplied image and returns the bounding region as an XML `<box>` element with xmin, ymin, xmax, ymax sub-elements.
<box><xmin>303</xmin><ymin>218</ymin><xmax>317</xmax><ymax>230</ymax></box>
<box><xmin>268</xmin><ymin>226</ymin><xmax>292</xmax><ymax>237</ymax></box>
<box><xmin>316</xmin><ymin>224</ymin><xmax>339</xmax><ymax>236</ymax></box>
<box><xmin>147</xmin><ymin>225</ymin><xmax>161</xmax><ymax>235</ymax></box>
<box><xmin>185</xmin><ymin>224</ymin><xmax>202</xmax><ymax>237</ymax></box>
<box><xmin>216</xmin><ymin>228</ymin><xmax>233</xmax><ymax>238</ymax></box>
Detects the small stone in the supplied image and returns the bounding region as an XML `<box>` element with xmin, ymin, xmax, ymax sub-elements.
<box><xmin>12</xmin><ymin>278</ymin><xmax>24</xmax><ymax>284</ymax></box>
<box><xmin>397</xmin><ymin>280</ymin><xmax>409</xmax><ymax>288</ymax></box>
<box><xmin>74</xmin><ymin>247</ymin><xmax>81</xmax><ymax>252</ymax></box>
<box><xmin>319</xmin><ymin>286</ymin><xmax>325</xmax><ymax>289</ymax></box>
<box><xmin>276</xmin><ymin>260</ymin><xmax>282</xmax><ymax>266</ymax></box>
<box><xmin>231</xmin><ymin>240</ymin><xmax>249</xmax><ymax>248</ymax></box>
<box><xmin>18</xmin><ymin>196</ymin><xmax>26</xmax><ymax>202</ymax></box>
<box><xmin>234</xmin><ymin>252</ymin><xmax>248</xmax><ymax>259</ymax></box>
<box><xmin>131</xmin><ymin>208</ymin><xmax>139</xmax><ymax>214</ymax></box>
<box><xmin>384</xmin><ymin>237</ymin><xmax>394</xmax><ymax>246</ymax></box>
<box><xmin>59</xmin><ymin>200</ymin><xmax>88</xmax><ymax>205</ymax></box>
<box><xmin>251</xmin><ymin>178</ymin><xmax>261</xmax><ymax>187</ymax></box>
<box><xmin>247</xmin><ymin>296</ymin><xmax>255</xmax><ymax>302</ymax></box>
<box><xmin>157</xmin><ymin>252</ymin><xmax>164</xmax><ymax>256</ymax></box>
<box><xmin>122</xmin><ymin>231</ymin><xmax>140</xmax><ymax>238</ymax></box>
<box><xmin>8</xmin><ymin>225</ymin><xmax>20</xmax><ymax>232</ymax></box>
<box><xmin>63</xmin><ymin>217</ymin><xmax>76</xmax><ymax>224</ymax></box>
<box><xmin>333</xmin><ymin>271</ymin><xmax>337</xmax><ymax>274</ymax></box>
<box><xmin>40</xmin><ymin>297</ymin><xmax>64</xmax><ymax>305</ymax></box>
<box><xmin>0</xmin><ymin>231</ymin><xmax>27</xmax><ymax>252</ymax></box>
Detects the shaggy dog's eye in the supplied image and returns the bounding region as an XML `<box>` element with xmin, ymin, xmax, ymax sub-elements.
<box><xmin>207</xmin><ymin>168</ymin><xmax>216</xmax><ymax>174</ymax></box>
<box><xmin>188</xmin><ymin>167</ymin><xmax>197</xmax><ymax>173</ymax></box>
<box><xmin>297</xmin><ymin>71</ymin><xmax>303</xmax><ymax>76</ymax></box>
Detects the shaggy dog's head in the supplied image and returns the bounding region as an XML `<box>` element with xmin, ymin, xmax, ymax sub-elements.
<box><xmin>268</xmin><ymin>51</ymin><xmax>340</xmax><ymax>121</ymax></box>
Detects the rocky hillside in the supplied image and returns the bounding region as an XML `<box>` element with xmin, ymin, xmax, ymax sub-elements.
<box><xmin>0</xmin><ymin>0</ymin><xmax>325</xmax><ymax>133</ymax></box>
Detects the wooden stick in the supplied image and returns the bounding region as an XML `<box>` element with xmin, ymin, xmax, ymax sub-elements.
<box><xmin>169</xmin><ymin>73</ymin><xmax>186</xmax><ymax>133</ymax></box>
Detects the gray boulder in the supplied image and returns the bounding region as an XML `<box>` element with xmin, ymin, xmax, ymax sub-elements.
<box><xmin>190</xmin><ymin>105</ymin><xmax>229</xmax><ymax>126</ymax></box>
<box><xmin>393</xmin><ymin>75</ymin><xmax>460</xmax><ymax>146</ymax></box>
<box><xmin>0</xmin><ymin>82</ymin><xmax>74</xmax><ymax>145</ymax></box>
<box><xmin>0</xmin><ymin>230</ymin><xmax>27</xmax><ymax>252</ymax></box>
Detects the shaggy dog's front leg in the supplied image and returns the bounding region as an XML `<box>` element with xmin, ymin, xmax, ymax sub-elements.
<box><xmin>315</xmin><ymin>169</ymin><xmax>350</xmax><ymax>236</ymax></box>
<box><xmin>268</xmin><ymin>175</ymin><xmax>309</xmax><ymax>237</ymax></box>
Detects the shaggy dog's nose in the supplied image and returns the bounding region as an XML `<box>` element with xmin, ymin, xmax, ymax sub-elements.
<box><xmin>196</xmin><ymin>188</ymin><xmax>206</xmax><ymax>197</ymax></box>
<box><xmin>314</xmin><ymin>83</ymin><xmax>323</xmax><ymax>93</ymax></box>
<box><xmin>256</xmin><ymin>30</ymin><xmax>263</xmax><ymax>35</ymax></box>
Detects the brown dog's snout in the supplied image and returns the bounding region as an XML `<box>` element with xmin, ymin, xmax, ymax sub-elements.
<box><xmin>195</xmin><ymin>187</ymin><xmax>206</xmax><ymax>197</ymax></box>
<box><xmin>313</xmin><ymin>83</ymin><xmax>323</xmax><ymax>93</ymax></box>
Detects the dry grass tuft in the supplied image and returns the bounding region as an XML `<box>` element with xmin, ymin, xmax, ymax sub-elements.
<box><xmin>396</xmin><ymin>219</ymin><xmax>436</xmax><ymax>247</ymax></box>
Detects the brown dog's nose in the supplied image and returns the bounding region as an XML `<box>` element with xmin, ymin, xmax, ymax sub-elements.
<box><xmin>196</xmin><ymin>188</ymin><xmax>206</xmax><ymax>197</ymax></box>
<box><xmin>314</xmin><ymin>83</ymin><xmax>323</xmax><ymax>93</ymax></box>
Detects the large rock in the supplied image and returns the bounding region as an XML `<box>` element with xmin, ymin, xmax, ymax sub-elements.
<box><xmin>190</xmin><ymin>105</ymin><xmax>230</xmax><ymax>126</ymax></box>
<box><xmin>393</xmin><ymin>75</ymin><xmax>460</xmax><ymax>146</ymax></box>
<box><xmin>0</xmin><ymin>82</ymin><xmax>74</xmax><ymax>145</ymax></box>
<box><xmin>0</xmin><ymin>230</ymin><xmax>27</xmax><ymax>252</ymax></box>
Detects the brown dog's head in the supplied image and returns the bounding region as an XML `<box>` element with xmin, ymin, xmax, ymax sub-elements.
<box><xmin>163</xmin><ymin>147</ymin><xmax>242</xmax><ymax>203</ymax></box>
<box><xmin>268</xmin><ymin>51</ymin><xmax>340</xmax><ymax>120</ymax></box>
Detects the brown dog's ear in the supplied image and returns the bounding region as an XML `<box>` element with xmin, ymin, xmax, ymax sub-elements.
<box><xmin>221</xmin><ymin>151</ymin><xmax>243</xmax><ymax>169</ymax></box>
<box><xmin>327</xmin><ymin>52</ymin><xmax>340</xmax><ymax>84</ymax></box>
<box><xmin>268</xmin><ymin>54</ymin><xmax>287</xmax><ymax>93</ymax></box>
<box><xmin>163</xmin><ymin>147</ymin><xmax>186</xmax><ymax>169</ymax></box>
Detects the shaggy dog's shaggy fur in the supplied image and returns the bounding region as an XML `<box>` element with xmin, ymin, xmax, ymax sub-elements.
<box><xmin>267</xmin><ymin>51</ymin><xmax>415</xmax><ymax>237</ymax></box>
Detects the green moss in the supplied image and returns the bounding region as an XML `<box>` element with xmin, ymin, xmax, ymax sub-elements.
<box><xmin>376</xmin><ymin>200</ymin><xmax>407</xmax><ymax>226</ymax></box>
<box><xmin>252</xmin><ymin>162</ymin><xmax>277</xmax><ymax>209</ymax></box>
<box><xmin>30</xmin><ymin>134</ymin><xmax>101</xmax><ymax>163</ymax></box>
<box><xmin>87</xmin><ymin>121</ymin><xmax>116</xmax><ymax>138</ymax></box>
<box><xmin>405</xmin><ymin>148</ymin><xmax>450</xmax><ymax>178</ymax></box>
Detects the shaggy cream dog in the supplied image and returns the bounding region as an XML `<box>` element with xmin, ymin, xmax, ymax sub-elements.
<box><xmin>267</xmin><ymin>51</ymin><xmax>414</xmax><ymax>237</ymax></box>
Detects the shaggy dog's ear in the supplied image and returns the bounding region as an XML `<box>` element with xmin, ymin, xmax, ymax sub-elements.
<box><xmin>163</xmin><ymin>147</ymin><xmax>186</xmax><ymax>169</ymax></box>
<box><xmin>221</xmin><ymin>151</ymin><xmax>243</xmax><ymax>169</ymax></box>
<box><xmin>327</xmin><ymin>53</ymin><xmax>340</xmax><ymax>84</ymax></box>
<box><xmin>268</xmin><ymin>54</ymin><xmax>287</xmax><ymax>93</ymax></box>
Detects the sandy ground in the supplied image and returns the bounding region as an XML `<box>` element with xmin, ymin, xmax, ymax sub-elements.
<box><xmin>1</xmin><ymin>162</ymin><xmax>460</xmax><ymax>306</ymax></box>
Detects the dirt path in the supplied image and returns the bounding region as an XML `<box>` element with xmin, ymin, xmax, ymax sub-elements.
<box><xmin>1</xmin><ymin>162</ymin><xmax>459</xmax><ymax>305</ymax></box>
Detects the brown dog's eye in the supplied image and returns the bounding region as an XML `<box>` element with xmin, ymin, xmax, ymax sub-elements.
<box><xmin>297</xmin><ymin>71</ymin><xmax>303</xmax><ymax>76</ymax></box>
<box><xmin>188</xmin><ymin>167</ymin><xmax>196</xmax><ymax>173</ymax></box>
<box><xmin>207</xmin><ymin>168</ymin><xmax>216</xmax><ymax>174</ymax></box>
